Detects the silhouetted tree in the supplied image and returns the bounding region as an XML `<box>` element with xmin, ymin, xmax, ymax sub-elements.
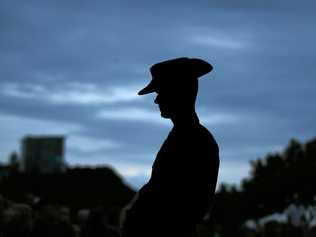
<box><xmin>8</xmin><ymin>152</ymin><xmax>19</xmax><ymax>174</ymax></box>
<box><xmin>207</xmin><ymin>137</ymin><xmax>316</xmax><ymax>237</ymax></box>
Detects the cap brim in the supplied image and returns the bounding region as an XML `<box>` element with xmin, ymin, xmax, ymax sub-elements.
<box><xmin>138</xmin><ymin>81</ymin><xmax>156</xmax><ymax>95</ymax></box>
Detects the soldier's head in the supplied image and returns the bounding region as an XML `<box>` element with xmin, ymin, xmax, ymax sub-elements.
<box><xmin>152</xmin><ymin>78</ymin><xmax>198</xmax><ymax>118</ymax></box>
<box><xmin>138</xmin><ymin>57</ymin><xmax>213</xmax><ymax>119</ymax></box>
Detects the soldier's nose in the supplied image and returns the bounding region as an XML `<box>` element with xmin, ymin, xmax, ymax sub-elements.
<box><xmin>154</xmin><ymin>95</ymin><xmax>159</xmax><ymax>104</ymax></box>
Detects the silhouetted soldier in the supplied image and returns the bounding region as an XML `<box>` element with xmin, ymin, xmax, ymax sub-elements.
<box><xmin>121</xmin><ymin>57</ymin><xmax>220</xmax><ymax>237</ymax></box>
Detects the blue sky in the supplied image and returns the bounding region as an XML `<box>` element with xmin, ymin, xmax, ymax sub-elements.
<box><xmin>0</xmin><ymin>0</ymin><xmax>315</xmax><ymax>189</ymax></box>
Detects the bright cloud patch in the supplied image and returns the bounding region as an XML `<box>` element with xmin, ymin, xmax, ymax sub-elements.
<box><xmin>67</xmin><ymin>135</ymin><xmax>122</xmax><ymax>153</ymax></box>
<box><xmin>96</xmin><ymin>107</ymin><xmax>169</xmax><ymax>125</ymax></box>
<box><xmin>1</xmin><ymin>82</ymin><xmax>142</xmax><ymax>105</ymax></box>
<box><xmin>217</xmin><ymin>160</ymin><xmax>251</xmax><ymax>186</ymax></box>
<box><xmin>112</xmin><ymin>162</ymin><xmax>152</xmax><ymax>178</ymax></box>
<box><xmin>199</xmin><ymin>112</ymin><xmax>241</xmax><ymax>125</ymax></box>
<box><xmin>190</xmin><ymin>35</ymin><xmax>247</xmax><ymax>50</ymax></box>
<box><xmin>97</xmin><ymin>106</ymin><xmax>240</xmax><ymax>126</ymax></box>
<box><xmin>182</xmin><ymin>25</ymin><xmax>252</xmax><ymax>50</ymax></box>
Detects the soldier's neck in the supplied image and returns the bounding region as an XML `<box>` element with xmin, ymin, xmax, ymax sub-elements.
<box><xmin>171</xmin><ymin>110</ymin><xmax>199</xmax><ymax>128</ymax></box>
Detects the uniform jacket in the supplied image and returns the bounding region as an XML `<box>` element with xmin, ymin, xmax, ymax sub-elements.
<box><xmin>122</xmin><ymin>119</ymin><xmax>219</xmax><ymax>236</ymax></box>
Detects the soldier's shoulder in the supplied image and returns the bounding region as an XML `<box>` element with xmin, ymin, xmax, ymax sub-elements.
<box><xmin>196</xmin><ymin>124</ymin><xmax>219</xmax><ymax>151</ymax></box>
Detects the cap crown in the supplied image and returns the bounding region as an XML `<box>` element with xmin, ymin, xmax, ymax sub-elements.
<box><xmin>150</xmin><ymin>57</ymin><xmax>212</xmax><ymax>78</ymax></box>
<box><xmin>138</xmin><ymin>57</ymin><xmax>213</xmax><ymax>95</ymax></box>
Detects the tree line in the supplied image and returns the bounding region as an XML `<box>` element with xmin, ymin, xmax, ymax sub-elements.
<box><xmin>207</xmin><ymin>137</ymin><xmax>316</xmax><ymax>236</ymax></box>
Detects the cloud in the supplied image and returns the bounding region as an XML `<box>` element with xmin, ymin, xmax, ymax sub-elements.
<box><xmin>0</xmin><ymin>113</ymin><xmax>80</xmax><ymax>137</ymax></box>
<box><xmin>1</xmin><ymin>82</ymin><xmax>142</xmax><ymax>105</ymax></box>
<box><xmin>208</xmin><ymin>0</ymin><xmax>316</xmax><ymax>11</ymax></box>
<box><xmin>112</xmin><ymin>162</ymin><xmax>151</xmax><ymax>178</ymax></box>
<box><xmin>0</xmin><ymin>112</ymin><xmax>121</xmax><ymax>166</ymax></box>
<box><xmin>221</xmin><ymin>145</ymin><xmax>284</xmax><ymax>159</ymax></box>
<box><xmin>67</xmin><ymin>135</ymin><xmax>122</xmax><ymax>153</ymax></box>
<box><xmin>199</xmin><ymin>111</ymin><xmax>241</xmax><ymax>125</ymax></box>
<box><xmin>189</xmin><ymin>34</ymin><xmax>248</xmax><ymax>50</ymax></box>
<box><xmin>217</xmin><ymin>160</ymin><xmax>251</xmax><ymax>186</ymax></box>
<box><xmin>0</xmin><ymin>0</ymin><xmax>315</xmax><ymax>189</ymax></box>
<box><xmin>96</xmin><ymin>107</ymin><xmax>169</xmax><ymax>125</ymax></box>
<box><xmin>0</xmin><ymin>112</ymin><xmax>80</xmax><ymax>162</ymax></box>
<box><xmin>66</xmin><ymin>151</ymin><xmax>153</xmax><ymax>188</ymax></box>
<box><xmin>96</xmin><ymin>106</ymin><xmax>241</xmax><ymax>126</ymax></box>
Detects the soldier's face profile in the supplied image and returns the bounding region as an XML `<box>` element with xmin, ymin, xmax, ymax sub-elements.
<box><xmin>154</xmin><ymin>90</ymin><xmax>182</xmax><ymax>119</ymax></box>
<box><xmin>152</xmin><ymin>78</ymin><xmax>197</xmax><ymax>119</ymax></box>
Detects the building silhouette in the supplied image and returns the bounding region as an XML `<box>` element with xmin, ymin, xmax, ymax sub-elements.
<box><xmin>21</xmin><ymin>136</ymin><xmax>65</xmax><ymax>174</ymax></box>
<box><xmin>0</xmin><ymin>163</ymin><xmax>9</xmax><ymax>180</ymax></box>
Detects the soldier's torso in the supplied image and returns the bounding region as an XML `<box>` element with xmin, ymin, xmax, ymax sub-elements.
<box><xmin>150</xmin><ymin>123</ymin><xmax>219</xmax><ymax>204</ymax></box>
<box><xmin>122</xmin><ymin>123</ymin><xmax>219</xmax><ymax>235</ymax></box>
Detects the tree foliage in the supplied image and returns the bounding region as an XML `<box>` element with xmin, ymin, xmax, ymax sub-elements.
<box><xmin>209</xmin><ymin>137</ymin><xmax>316</xmax><ymax>236</ymax></box>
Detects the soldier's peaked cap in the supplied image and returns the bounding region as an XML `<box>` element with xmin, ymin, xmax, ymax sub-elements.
<box><xmin>138</xmin><ymin>57</ymin><xmax>213</xmax><ymax>95</ymax></box>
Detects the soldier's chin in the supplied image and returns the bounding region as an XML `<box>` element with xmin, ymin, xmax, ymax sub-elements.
<box><xmin>160</xmin><ymin>110</ymin><xmax>171</xmax><ymax>118</ymax></box>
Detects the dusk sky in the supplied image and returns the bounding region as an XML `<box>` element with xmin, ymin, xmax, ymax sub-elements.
<box><xmin>1</xmin><ymin>0</ymin><xmax>315</xmax><ymax>189</ymax></box>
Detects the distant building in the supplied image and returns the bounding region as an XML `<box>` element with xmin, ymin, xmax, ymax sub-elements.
<box><xmin>0</xmin><ymin>164</ymin><xmax>9</xmax><ymax>180</ymax></box>
<box><xmin>21</xmin><ymin>136</ymin><xmax>65</xmax><ymax>174</ymax></box>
